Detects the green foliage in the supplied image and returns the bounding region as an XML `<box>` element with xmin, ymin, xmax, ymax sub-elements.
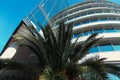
<box><xmin>0</xmin><ymin>22</ymin><xmax>120</xmax><ymax>80</ymax></box>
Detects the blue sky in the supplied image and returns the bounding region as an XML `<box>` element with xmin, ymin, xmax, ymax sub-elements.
<box><xmin>0</xmin><ymin>0</ymin><xmax>120</xmax><ymax>53</ymax></box>
<box><xmin>0</xmin><ymin>0</ymin><xmax>41</xmax><ymax>53</ymax></box>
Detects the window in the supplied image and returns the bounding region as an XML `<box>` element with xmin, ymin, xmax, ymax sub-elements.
<box><xmin>113</xmin><ymin>45</ymin><xmax>120</xmax><ymax>51</ymax></box>
<box><xmin>102</xmin><ymin>10</ymin><xmax>109</xmax><ymax>13</ymax></box>
<box><xmin>91</xmin><ymin>19</ymin><xmax>98</xmax><ymax>22</ymax></box>
<box><xmin>95</xmin><ymin>10</ymin><xmax>102</xmax><ymax>13</ymax></box>
<box><xmin>88</xmin><ymin>12</ymin><xmax>95</xmax><ymax>14</ymax></box>
<box><xmin>89</xmin><ymin>46</ymin><xmax>99</xmax><ymax>53</ymax></box>
<box><xmin>94</xmin><ymin>29</ymin><xmax>104</xmax><ymax>33</ymax></box>
<box><xmin>99</xmin><ymin>4</ymin><xmax>106</xmax><ymax>7</ymax></box>
<box><xmin>69</xmin><ymin>11</ymin><xmax>73</xmax><ymax>14</ymax></box>
<box><xmin>73</xmin><ymin>22</ymin><xmax>81</xmax><ymax>27</ymax></box>
<box><xmin>81</xmin><ymin>13</ymin><xmax>86</xmax><ymax>16</ymax></box>
<box><xmin>108</xmin><ymin>17</ymin><xmax>116</xmax><ymax>20</ymax></box>
<box><xmin>105</xmin><ymin>29</ymin><xmax>116</xmax><ymax>33</ymax></box>
<box><xmin>74</xmin><ymin>15</ymin><xmax>80</xmax><ymax>18</ymax></box>
<box><xmin>83</xmin><ymin>31</ymin><xmax>92</xmax><ymax>36</ymax></box>
<box><xmin>82</xmin><ymin>20</ymin><xmax>89</xmax><ymax>24</ymax></box>
<box><xmin>68</xmin><ymin>17</ymin><xmax>73</xmax><ymax>20</ymax></box>
<box><xmin>117</xmin><ymin>29</ymin><xmax>120</xmax><ymax>32</ymax></box>
<box><xmin>73</xmin><ymin>33</ymin><xmax>79</xmax><ymax>38</ymax></box>
<box><xmin>99</xmin><ymin>45</ymin><xmax>114</xmax><ymax>52</ymax></box>
<box><xmin>99</xmin><ymin>17</ymin><xmax>108</xmax><ymax>21</ymax></box>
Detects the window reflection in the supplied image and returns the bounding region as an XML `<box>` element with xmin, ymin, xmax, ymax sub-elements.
<box><xmin>73</xmin><ymin>17</ymin><xmax>119</xmax><ymax>27</ymax></box>
<box><xmin>113</xmin><ymin>45</ymin><xmax>120</xmax><ymax>51</ymax></box>
<box><xmin>89</xmin><ymin>44</ymin><xmax>120</xmax><ymax>53</ymax></box>
<box><xmin>89</xmin><ymin>46</ymin><xmax>99</xmax><ymax>53</ymax></box>
<box><xmin>99</xmin><ymin>45</ymin><xmax>114</xmax><ymax>52</ymax></box>
<box><xmin>73</xmin><ymin>28</ymin><xmax>120</xmax><ymax>38</ymax></box>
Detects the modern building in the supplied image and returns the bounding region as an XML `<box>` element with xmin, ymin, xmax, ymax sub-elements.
<box><xmin>1</xmin><ymin>0</ymin><xmax>120</xmax><ymax>79</ymax></box>
<box><xmin>0</xmin><ymin>0</ymin><xmax>68</xmax><ymax>60</ymax></box>
<box><xmin>50</xmin><ymin>0</ymin><xmax>120</xmax><ymax>64</ymax></box>
<box><xmin>1</xmin><ymin>0</ymin><xmax>120</xmax><ymax>63</ymax></box>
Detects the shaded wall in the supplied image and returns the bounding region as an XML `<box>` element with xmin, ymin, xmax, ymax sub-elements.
<box><xmin>0</xmin><ymin>21</ymin><xmax>40</xmax><ymax>80</ymax></box>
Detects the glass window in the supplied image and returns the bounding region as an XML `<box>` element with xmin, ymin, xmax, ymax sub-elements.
<box><xmin>113</xmin><ymin>45</ymin><xmax>120</xmax><ymax>51</ymax></box>
<box><xmin>99</xmin><ymin>4</ymin><xmax>106</xmax><ymax>7</ymax></box>
<box><xmin>108</xmin><ymin>17</ymin><xmax>116</xmax><ymax>20</ymax></box>
<box><xmin>73</xmin><ymin>33</ymin><xmax>79</xmax><ymax>38</ymax></box>
<box><xmin>94</xmin><ymin>29</ymin><xmax>104</xmax><ymax>33</ymax></box>
<box><xmin>88</xmin><ymin>12</ymin><xmax>95</xmax><ymax>14</ymax></box>
<box><xmin>99</xmin><ymin>45</ymin><xmax>114</xmax><ymax>52</ymax></box>
<box><xmin>102</xmin><ymin>10</ymin><xmax>109</xmax><ymax>13</ymax></box>
<box><xmin>116</xmin><ymin>17</ymin><xmax>120</xmax><ymax>20</ymax></box>
<box><xmin>69</xmin><ymin>11</ymin><xmax>73</xmax><ymax>14</ymax></box>
<box><xmin>117</xmin><ymin>30</ymin><xmax>120</xmax><ymax>32</ymax></box>
<box><xmin>108</xmin><ymin>74</ymin><xmax>120</xmax><ymax>80</ymax></box>
<box><xmin>105</xmin><ymin>29</ymin><xmax>116</xmax><ymax>33</ymax></box>
<box><xmin>95</xmin><ymin>10</ymin><xmax>102</xmax><ymax>13</ymax></box>
<box><xmin>74</xmin><ymin>15</ymin><xmax>80</xmax><ymax>18</ymax></box>
<box><xmin>83</xmin><ymin>31</ymin><xmax>92</xmax><ymax>36</ymax></box>
<box><xmin>68</xmin><ymin>17</ymin><xmax>73</xmax><ymax>20</ymax></box>
<box><xmin>91</xmin><ymin>19</ymin><xmax>98</xmax><ymax>22</ymax></box>
<box><xmin>89</xmin><ymin>46</ymin><xmax>99</xmax><ymax>53</ymax></box>
<box><xmin>81</xmin><ymin>13</ymin><xmax>86</xmax><ymax>16</ymax></box>
<box><xmin>99</xmin><ymin>17</ymin><xmax>108</xmax><ymax>21</ymax></box>
<box><xmin>82</xmin><ymin>20</ymin><xmax>89</xmax><ymax>24</ymax></box>
<box><xmin>73</xmin><ymin>22</ymin><xmax>81</xmax><ymax>27</ymax></box>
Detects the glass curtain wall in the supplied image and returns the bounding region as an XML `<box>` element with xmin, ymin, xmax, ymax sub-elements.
<box><xmin>24</xmin><ymin>0</ymin><xmax>69</xmax><ymax>31</ymax></box>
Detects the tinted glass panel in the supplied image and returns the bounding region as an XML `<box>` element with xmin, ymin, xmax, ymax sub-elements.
<box><xmin>73</xmin><ymin>34</ymin><xmax>79</xmax><ymax>38</ymax></box>
<box><xmin>117</xmin><ymin>30</ymin><xmax>120</xmax><ymax>32</ymax></box>
<box><xmin>113</xmin><ymin>45</ymin><xmax>120</xmax><ymax>51</ymax></box>
<box><xmin>105</xmin><ymin>29</ymin><xmax>116</xmax><ymax>33</ymax></box>
<box><xmin>94</xmin><ymin>30</ymin><xmax>104</xmax><ymax>33</ymax></box>
<box><xmin>81</xmin><ymin>14</ymin><xmax>86</xmax><ymax>16</ymax></box>
<box><xmin>82</xmin><ymin>20</ymin><xmax>89</xmax><ymax>24</ymax></box>
<box><xmin>91</xmin><ymin>19</ymin><xmax>98</xmax><ymax>22</ymax></box>
<box><xmin>99</xmin><ymin>45</ymin><xmax>113</xmax><ymax>52</ymax></box>
<box><xmin>74</xmin><ymin>22</ymin><xmax>81</xmax><ymax>26</ymax></box>
<box><xmin>89</xmin><ymin>46</ymin><xmax>99</xmax><ymax>53</ymax></box>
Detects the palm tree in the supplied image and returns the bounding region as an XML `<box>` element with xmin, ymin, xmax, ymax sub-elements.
<box><xmin>1</xmin><ymin>22</ymin><xmax>120</xmax><ymax>80</ymax></box>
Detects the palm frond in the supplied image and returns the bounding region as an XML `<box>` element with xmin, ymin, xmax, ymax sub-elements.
<box><xmin>72</xmin><ymin>33</ymin><xmax>101</xmax><ymax>62</ymax></box>
<box><xmin>11</xmin><ymin>21</ymin><xmax>120</xmax><ymax>80</ymax></box>
<box><xmin>80</xmin><ymin>56</ymin><xmax>108</xmax><ymax>80</ymax></box>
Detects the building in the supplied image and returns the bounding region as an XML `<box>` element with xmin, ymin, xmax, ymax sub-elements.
<box><xmin>1</xmin><ymin>0</ymin><xmax>120</xmax><ymax>79</ymax></box>
<box><xmin>1</xmin><ymin>0</ymin><xmax>120</xmax><ymax>63</ymax></box>
<box><xmin>51</xmin><ymin>0</ymin><xmax>120</xmax><ymax>64</ymax></box>
<box><xmin>0</xmin><ymin>0</ymin><xmax>68</xmax><ymax>60</ymax></box>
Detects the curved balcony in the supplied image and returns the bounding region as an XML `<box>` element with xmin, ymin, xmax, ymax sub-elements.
<box><xmin>72</xmin><ymin>32</ymin><xmax>120</xmax><ymax>43</ymax></box>
<box><xmin>73</xmin><ymin>21</ymin><xmax>120</xmax><ymax>32</ymax></box>
<box><xmin>54</xmin><ymin>7</ymin><xmax>120</xmax><ymax>24</ymax></box>
<box><xmin>66</xmin><ymin>13</ymin><xmax>120</xmax><ymax>24</ymax></box>
<box><xmin>53</xmin><ymin>0</ymin><xmax>120</xmax><ymax>20</ymax></box>
<box><xmin>85</xmin><ymin>51</ymin><xmax>120</xmax><ymax>62</ymax></box>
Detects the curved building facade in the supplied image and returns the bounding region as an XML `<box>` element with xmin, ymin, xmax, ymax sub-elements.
<box><xmin>1</xmin><ymin>0</ymin><xmax>120</xmax><ymax>79</ymax></box>
<box><xmin>50</xmin><ymin>0</ymin><xmax>120</xmax><ymax>63</ymax></box>
<box><xmin>1</xmin><ymin>0</ymin><xmax>120</xmax><ymax>63</ymax></box>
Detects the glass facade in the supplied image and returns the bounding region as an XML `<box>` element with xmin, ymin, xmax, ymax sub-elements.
<box><xmin>24</xmin><ymin>0</ymin><xmax>120</xmax><ymax>80</ymax></box>
<box><xmin>73</xmin><ymin>17</ymin><xmax>120</xmax><ymax>27</ymax></box>
<box><xmin>24</xmin><ymin>0</ymin><xmax>120</xmax><ymax>54</ymax></box>
<box><xmin>67</xmin><ymin>9</ymin><xmax>120</xmax><ymax>21</ymax></box>
<box><xmin>24</xmin><ymin>0</ymin><xmax>69</xmax><ymax>30</ymax></box>
<box><xmin>63</xmin><ymin>0</ymin><xmax>120</xmax><ymax>54</ymax></box>
<box><xmin>89</xmin><ymin>44</ymin><xmax>120</xmax><ymax>53</ymax></box>
<box><xmin>73</xmin><ymin>28</ymin><xmax>120</xmax><ymax>38</ymax></box>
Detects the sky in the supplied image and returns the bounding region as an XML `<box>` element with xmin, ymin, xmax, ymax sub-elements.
<box><xmin>0</xmin><ymin>0</ymin><xmax>41</xmax><ymax>53</ymax></box>
<box><xmin>0</xmin><ymin>0</ymin><xmax>120</xmax><ymax>53</ymax></box>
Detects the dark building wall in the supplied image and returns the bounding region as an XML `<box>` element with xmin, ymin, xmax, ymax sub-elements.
<box><xmin>0</xmin><ymin>21</ymin><xmax>40</xmax><ymax>80</ymax></box>
<box><xmin>1</xmin><ymin>21</ymin><xmax>39</xmax><ymax>64</ymax></box>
